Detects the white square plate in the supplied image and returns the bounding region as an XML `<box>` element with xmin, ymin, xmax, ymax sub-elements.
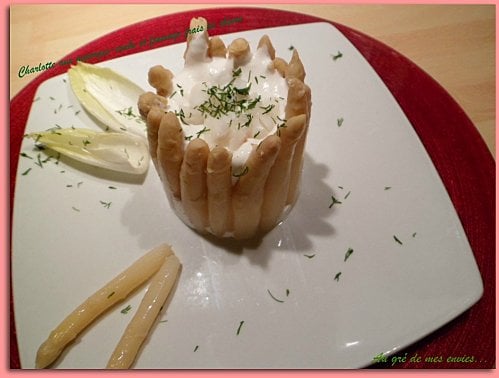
<box><xmin>12</xmin><ymin>22</ymin><xmax>483</xmax><ymax>369</ymax></box>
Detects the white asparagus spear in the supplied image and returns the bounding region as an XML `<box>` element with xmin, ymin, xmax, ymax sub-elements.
<box><xmin>186</xmin><ymin>17</ymin><xmax>208</xmax><ymax>44</ymax></box>
<box><xmin>35</xmin><ymin>244</ymin><xmax>172</xmax><ymax>369</ymax></box>
<box><xmin>260</xmin><ymin>115</ymin><xmax>306</xmax><ymax>232</ymax></box>
<box><xmin>228</xmin><ymin>38</ymin><xmax>251</xmax><ymax>67</ymax></box>
<box><xmin>207</xmin><ymin>146</ymin><xmax>233</xmax><ymax>237</ymax></box>
<box><xmin>208</xmin><ymin>36</ymin><xmax>227</xmax><ymax>58</ymax></box>
<box><xmin>180</xmin><ymin>138</ymin><xmax>210</xmax><ymax>232</ymax></box>
<box><xmin>285</xmin><ymin>79</ymin><xmax>312</xmax><ymax>205</ymax></box>
<box><xmin>257</xmin><ymin>35</ymin><xmax>275</xmax><ymax>60</ymax></box>
<box><xmin>232</xmin><ymin>135</ymin><xmax>281</xmax><ymax>240</ymax></box>
<box><xmin>286</xmin><ymin>49</ymin><xmax>306</xmax><ymax>82</ymax></box>
<box><xmin>137</xmin><ymin>91</ymin><xmax>168</xmax><ymax>119</ymax></box>
<box><xmin>107</xmin><ymin>254</ymin><xmax>181</xmax><ymax>369</ymax></box>
<box><xmin>273</xmin><ymin>57</ymin><xmax>288</xmax><ymax>77</ymax></box>
<box><xmin>148</xmin><ymin>65</ymin><xmax>174</xmax><ymax>98</ymax></box>
<box><xmin>285</xmin><ymin>78</ymin><xmax>311</xmax><ymax>119</ymax></box>
<box><xmin>184</xmin><ymin>17</ymin><xmax>209</xmax><ymax>63</ymax></box>
<box><xmin>145</xmin><ymin>107</ymin><xmax>165</xmax><ymax>169</ymax></box>
<box><xmin>157</xmin><ymin>111</ymin><xmax>184</xmax><ymax>199</ymax></box>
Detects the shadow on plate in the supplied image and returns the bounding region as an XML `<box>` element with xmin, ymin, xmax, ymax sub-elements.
<box><xmin>121</xmin><ymin>152</ymin><xmax>338</xmax><ymax>268</ymax></box>
<box><xmin>201</xmin><ymin>152</ymin><xmax>337</xmax><ymax>267</ymax></box>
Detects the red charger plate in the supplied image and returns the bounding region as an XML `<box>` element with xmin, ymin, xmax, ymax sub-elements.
<box><xmin>9</xmin><ymin>7</ymin><xmax>495</xmax><ymax>369</ymax></box>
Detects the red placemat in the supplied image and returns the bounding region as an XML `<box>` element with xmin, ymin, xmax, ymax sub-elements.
<box><xmin>10</xmin><ymin>7</ymin><xmax>495</xmax><ymax>369</ymax></box>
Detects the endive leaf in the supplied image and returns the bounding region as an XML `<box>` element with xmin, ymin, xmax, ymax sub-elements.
<box><xmin>27</xmin><ymin>128</ymin><xmax>149</xmax><ymax>175</ymax></box>
<box><xmin>68</xmin><ymin>62</ymin><xmax>146</xmax><ymax>138</ymax></box>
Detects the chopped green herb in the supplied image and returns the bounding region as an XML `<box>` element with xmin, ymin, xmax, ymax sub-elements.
<box><xmin>288</xmin><ymin>45</ymin><xmax>295</xmax><ymax>51</ymax></box>
<box><xmin>169</xmin><ymin>91</ymin><xmax>177</xmax><ymax>98</ymax></box>
<box><xmin>393</xmin><ymin>235</ymin><xmax>403</xmax><ymax>245</ymax></box>
<box><xmin>329</xmin><ymin>195</ymin><xmax>342</xmax><ymax>208</ymax></box>
<box><xmin>267</xmin><ymin>289</ymin><xmax>284</xmax><ymax>303</ymax></box>
<box><xmin>34</xmin><ymin>153</ymin><xmax>44</xmax><ymax>168</ymax></box>
<box><xmin>54</xmin><ymin>152</ymin><xmax>61</xmax><ymax>165</ymax></box>
<box><xmin>337</xmin><ymin>117</ymin><xmax>344</xmax><ymax>127</ymax></box>
<box><xmin>107</xmin><ymin>291</ymin><xmax>115</xmax><ymax>299</ymax></box>
<box><xmin>20</xmin><ymin>152</ymin><xmax>33</xmax><ymax>159</ymax></box>
<box><xmin>412</xmin><ymin>232</ymin><xmax>417</xmax><ymax>238</ymax></box>
<box><xmin>344</xmin><ymin>191</ymin><xmax>351</xmax><ymax>199</ymax></box>
<box><xmin>49</xmin><ymin>96</ymin><xmax>55</xmax><ymax>101</ymax></box>
<box><xmin>276</xmin><ymin>121</ymin><xmax>287</xmax><ymax>136</ymax></box>
<box><xmin>196</xmin><ymin>126</ymin><xmax>210</xmax><ymax>138</ymax></box>
<box><xmin>66</xmin><ymin>184</ymin><xmax>73</xmax><ymax>188</ymax></box>
<box><xmin>331</xmin><ymin>51</ymin><xmax>343</xmax><ymax>61</ymax></box>
<box><xmin>75</xmin><ymin>110</ymin><xmax>81</xmax><ymax>116</ymax></box>
<box><xmin>100</xmin><ymin>200</ymin><xmax>112</xmax><ymax>209</ymax></box>
<box><xmin>238</xmin><ymin>113</ymin><xmax>253</xmax><ymax>129</ymax></box>
<box><xmin>235</xmin><ymin>83</ymin><xmax>252</xmax><ymax>96</ymax></box>
<box><xmin>236</xmin><ymin>320</ymin><xmax>244</xmax><ymax>335</ymax></box>
<box><xmin>260</xmin><ymin>104</ymin><xmax>275</xmax><ymax>115</ymax></box>
<box><xmin>304</xmin><ymin>254</ymin><xmax>316</xmax><ymax>259</ymax></box>
<box><xmin>116</xmin><ymin>106</ymin><xmax>142</xmax><ymax>122</ymax></box>
<box><xmin>384</xmin><ymin>186</ymin><xmax>392</xmax><ymax>190</ymax></box>
<box><xmin>286</xmin><ymin>289</ymin><xmax>290</xmax><ymax>297</ymax></box>
<box><xmin>194</xmin><ymin>345</ymin><xmax>199</xmax><ymax>352</ymax></box>
<box><xmin>253</xmin><ymin>130</ymin><xmax>261</xmax><ymax>138</ymax></box>
<box><xmin>174</xmin><ymin>109</ymin><xmax>189</xmax><ymax>125</ymax></box>
<box><xmin>82</xmin><ymin>140</ymin><xmax>91</xmax><ymax>147</ymax></box>
<box><xmin>72</xmin><ymin>206</ymin><xmax>80</xmax><ymax>212</ymax></box>
<box><xmin>334</xmin><ymin>272</ymin><xmax>342</xmax><ymax>282</ymax></box>
<box><xmin>344</xmin><ymin>248</ymin><xmax>354</xmax><ymax>262</ymax></box>
<box><xmin>233</xmin><ymin>166</ymin><xmax>249</xmax><ymax>178</ymax></box>
<box><xmin>21</xmin><ymin>168</ymin><xmax>32</xmax><ymax>176</ymax></box>
<box><xmin>121</xmin><ymin>304</ymin><xmax>132</xmax><ymax>314</ymax></box>
<box><xmin>194</xmin><ymin>79</ymin><xmax>259</xmax><ymax>123</ymax></box>
<box><xmin>33</xmin><ymin>97</ymin><xmax>40</xmax><ymax>102</ymax></box>
<box><xmin>232</xmin><ymin>67</ymin><xmax>242</xmax><ymax>77</ymax></box>
<box><xmin>108</xmin><ymin>186</ymin><xmax>117</xmax><ymax>190</ymax></box>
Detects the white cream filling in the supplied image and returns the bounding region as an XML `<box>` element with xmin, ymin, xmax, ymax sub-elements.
<box><xmin>167</xmin><ymin>35</ymin><xmax>288</xmax><ymax>180</ymax></box>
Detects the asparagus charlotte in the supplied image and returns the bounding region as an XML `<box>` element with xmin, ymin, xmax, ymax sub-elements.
<box><xmin>139</xmin><ymin>17</ymin><xmax>312</xmax><ymax>239</ymax></box>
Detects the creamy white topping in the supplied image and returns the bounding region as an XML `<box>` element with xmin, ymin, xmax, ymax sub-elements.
<box><xmin>167</xmin><ymin>34</ymin><xmax>288</xmax><ymax>177</ymax></box>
